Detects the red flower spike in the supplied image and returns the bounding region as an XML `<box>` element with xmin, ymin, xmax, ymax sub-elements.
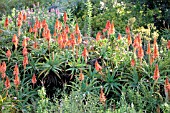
<box><xmin>63</xmin><ymin>12</ymin><xmax>68</xmax><ymax>24</ymax></box>
<box><xmin>131</xmin><ymin>59</ymin><xmax>135</xmax><ymax>67</ymax></box>
<box><xmin>153</xmin><ymin>64</ymin><xmax>160</xmax><ymax>81</ymax></box>
<box><xmin>5</xmin><ymin>76</ymin><xmax>10</xmax><ymax>89</ymax></box>
<box><xmin>127</xmin><ymin>34</ymin><xmax>132</xmax><ymax>46</ymax></box>
<box><xmin>105</xmin><ymin>20</ymin><xmax>111</xmax><ymax>30</ymax></box>
<box><xmin>95</xmin><ymin>60</ymin><xmax>102</xmax><ymax>72</ymax></box>
<box><xmin>32</xmin><ymin>74</ymin><xmax>37</xmax><ymax>84</ymax></box>
<box><xmin>4</xmin><ymin>17</ymin><xmax>9</xmax><ymax>28</ymax></box>
<box><xmin>126</xmin><ymin>26</ymin><xmax>130</xmax><ymax>34</ymax></box>
<box><xmin>22</xmin><ymin>47</ymin><xmax>28</xmax><ymax>56</ymax></box>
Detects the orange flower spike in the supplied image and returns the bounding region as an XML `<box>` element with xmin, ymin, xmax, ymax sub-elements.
<box><xmin>126</xmin><ymin>26</ymin><xmax>130</xmax><ymax>34</ymax></box>
<box><xmin>100</xmin><ymin>87</ymin><xmax>106</xmax><ymax>105</ymax></box>
<box><xmin>70</xmin><ymin>33</ymin><xmax>76</xmax><ymax>46</ymax></box>
<box><xmin>22</xmin><ymin>38</ymin><xmax>27</xmax><ymax>48</ymax></box>
<box><xmin>23</xmin><ymin>55</ymin><xmax>28</xmax><ymax>69</ymax></box>
<box><xmin>33</xmin><ymin>42</ymin><xmax>38</xmax><ymax>49</ymax></box>
<box><xmin>164</xmin><ymin>77</ymin><xmax>170</xmax><ymax>93</ymax></box>
<box><xmin>23</xmin><ymin>13</ymin><xmax>27</xmax><ymax>21</ymax></box>
<box><xmin>138</xmin><ymin>46</ymin><xmax>144</xmax><ymax>62</ymax></box>
<box><xmin>146</xmin><ymin>41</ymin><xmax>151</xmax><ymax>55</ymax></box>
<box><xmin>117</xmin><ymin>33</ymin><xmax>122</xmax><ymax>40</ymax></box>
<box><xmin>4</xmin><ymin>17</ymin><xmax>9</xmax><ymax>28</ymax></box>
<box><xmin>2</xmin><ymin>62</ymin><xmax>6</xmax><ymax>73</ymax></box>
<box><xmin>18</xmin><ymin>12</ymin><xmax>23</xmax><ymax>21</ymax></box>
<box><xmin>82</xmin><ymin>47</ymin><xmax>88</xmax><ymax>57</ymax></box>
<box><xmin>127</xmin><ymin>34</ymin><xmax>132</xmax><ymax>46</ymax></box>
<box><xmin>105</xmin><ymin>20</ymin><xmax>111</xmax><ymax>30</ymax></box>
<box><xmin>108</xmin><ymin>22</ymin><xmax>115</xmax><ymax>35</ymax></box>
<box><xmin>12</xmin><ymin>34</ymin><xmax>18</xmax><ymax>50</ymax></box>
<box><xmin>63</xmin><ymin>11</ymin><xmax>68</xmax><ymax>24</ymax></box>
<box><xmin>131</xmin><ymin>59</ymin><xmax>135</xmax><ymax>67</ymax></box>
<box><xmin>77</xmin><ymin>34</ymin><xmax>82</xmax><ymax>45</ymax></box>
<box><xmin>29</xmin><ymin>27</ymin><xmax>33</xmax><ymax>33</ymax></box>
<box><xmin>13</xmin><ymin>64</ymin><xmax>19</xmax><ymax>76</ymax></box>
<box><xmin>5</xmin><ymin>76</ymin><xmax>10</xmax><ymax>89</ymax></box>
<box><xmin>75</xmin><ymin>23</ymin><xmax>80</xmax><ymax>35</ymax></box>
<box><xmin>14</xmin><ymin>74</ymin><xmax>20</xmax><ymax>87</ymax></box>
<box><xmin>55</xmin><ymin>18</ymin><xmax>60</xmax><ymax>29</ymax></box>
<box><xmin>133</xmin><ymin>37</ymin><xmax>139</xmax><ymax>49</ymax></box>
<box><xmin>79</xmin><ymin>70</ymin><xmax>84</xmax><ymax>81</ymax></box>
<box><xmin>22</xmin><ymin>47</ymin><xmax>28</xmax><ymax>56</ymax></box>
<box><xmin>17</xmin><ymin>19</ymin><xmax>22</xmax><ymax>28</ymax></box>
<box><xmin>32</xmin><ymin>74</ymin><xmax>37</xmax><ymax>85</ymax></box>
<box><xmin>153</xmin><ymin>64</ymin><xmax>160</xmax><ymax>81</ymax></box>
<box><xmin>96</xmin><ymin>32</ymin><xmax>101</xmax><ymax>41</ymax></box>
<box><xmin>167</xmin><ymin>40</ymin><xmax>170</xmax><ymax>50</ymax></box>
<box><xmin>6</xmin><ymin>49</ymin><xmax>11</xmax><ymax>61</ymax></box>
<box><xmin>1</xmin><ymin>72</ymin><xmax>6</xmax><ymax>79</ymax></box>
<box><xmin>153</xmin><ymin>44</ymin><xmax>159</xmax><ymax>59</ymax></box>
<box><xmin>150</xmin><ymin>55</ymin><xmax>154</xmax><ymax>65</ymax></box>
<box><xmin>154</xmin><ymin>37</ymin><xmax>157</xmax><ymax>45</ymax></box>
<box><xmin>95</xmin><ymin>60</ymin><xmax>102</xmax><ymax>72</ymax></box>
<box><xmin>66</xmin><ymin>24</ymin><xmax>70</xmax><ymax>33</ymax></box>
<box><xmin>46</xmin><ymin>29</ymin><xmax>51</xmax><ymax>42</ymax></box>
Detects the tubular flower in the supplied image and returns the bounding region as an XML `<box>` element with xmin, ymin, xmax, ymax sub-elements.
<box><xmin>75</xmin><ymin>23</ymin><xmax>80</xmax><ymax>35</ymax></box>
<box><xmin>63</xmin><ymin>11</ymin><xmax>68</xmax><ymax>24</ymax></box>
<box><xmin>127</xmin><ymin>34</ymin><xmax>132</xmax><ymax>46</ymax></box>
<box><xmin>82</xmin><ymin>47</ymin><xmax>88</xmax><ymax>63</ymax></box>
<box><xmin>95</xmin><ymin>60</ymin><xmax>102</xmax><ymax>72</ymax></box>
<box><xmin>153</xmin><ymin>64</ymin><xmax>160</xmax><ymax>81</ymax></box>
<box><xmin>138</xmin><ymin>46</ymin><xmax>144</xmax><ymax>60</ymax></box>
<box><xmin>14</xmin><ymin>74</ymin><xmax>20</xmax><ymax>87</ymax></box>
<box><xmin>133</xmin><ymin>36</ymin><xmax>140</xmax><ymax>49</ymax></box>
<box><xmin>70</xmin><ymin>33</ymin><xmax>76</xmax><ymax>47</ymax></box>
<box><xmin>23</xmin><ymin>55</ymin><xmax>28</xmax><ymax>69</ymax></box>
<box><xmin>153</xmin><ymin>44</ymin><xmax>159</xmax><ymax>59</ymax></box>
<box><xmin>100</xmin><ymin>87</ymin><xmax>106</xmax><ymax>105</ymax></box>
<box><xmin>77</xmin><ymin>34</ymin><xmax>82</xmax><ymax>45</ymax></box>
<box><xmin>4</xmin><ymin>17</ymin><xmax>9</xmax><ymax>28</ymax></box>
<box><xmin>150</xmin><ymin>55</ymin><xmax>154</xmax><ymax>65</ymax></box>
<box><xmin>32</xmin><ymin>74</ymin><xmax>37</xmax><ymax>85</ymax></box>
<box><xmin>13</xmin><ymin>64</ymin><xmax>19</xmax><ymax>76</ymax></box>
<box><xmin>126</xmin><ymin>26</ymin><xmax>130</xmax><ymax>34</ymax></box>
<box><xmin>1</xmin><ymin>62</ymin><xmax>6</xmax><ymax>73</ymax></box>
<box><xmin>108</xmin><ymin>22</ymin><xmax>115</xmax><ymax>35</ymax></box>
<box><xmin>131</xmin><ymin>59</ymin><xmax>135</xmax><ymax>67</ymax></box>
<box><xmin>164</xmin><ymin>77</ymin><xmax>170</xmax><ymax>93</ymax></box>
<box><xmin>29</xmin><ymin>27</ymin><xmax>33</xmax><ymax>33</ymax></box>
<box><xmin>5</xmin><ymin>76</ymin><xmax>10</xmax><ymax>89</ymax></box>
<box><xmin>33</xmin><ymin>42</ymin><xmax>38</xmax><ymax>49</ymax></box>
<box><xmin>117</xmin><ymin>33</ymin><xmax>122</xmax><ymax>40</ymax></box>
<box><xmin>23</xmin><ymin>13</ymin><xmax>27</xmax><ymax>21</ymax></box>
<box><xmin>79</xmin><ymin>70</ymin><xmax>84</xmax><ymax>81</ymax></box>
<box><xmin>96</xmin><ymin>32</ymin><xmax>101</xmax><ymax>41</ymax></box>
<box><xmin>167</xmin><ymin>40</ymin><xmax>170</xmax><ymax>50</ymax></box>
<box><xmin>105</xmin><ymin>20</ymin><xmax>111</xmax><ymax>30</ymax></box>
<box><xmin>1</xmin><ymin>72</ymin><xmax>6</xmax><ymax>79</ymax></box>
<box><xmin>22</xmin><ymin>38</ymin><xmax>28</xmax><ymax>47</ymax></box>
<box><xmin>22</xmin><ymin>47</ymin><xmax>28</xmax><ymax>56</ymax></box>
<box><xmin>146</xmin><ymin>41</ymin><xmax>151</xmax><ymax>55</ymax></box>
<box><xmin>65</xmin><ymin>24</ymin><xmax>70</xmax><ymax>33</ymax></box>
<box><xmin>6</xmin><ymin>49</ymin><xmax>11</xmax><ymax>61</ymax></box>
<box><xmin>12</xmin><ymin>34</ymin><xmax>18</xmax><ymax>50</ymax></box>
